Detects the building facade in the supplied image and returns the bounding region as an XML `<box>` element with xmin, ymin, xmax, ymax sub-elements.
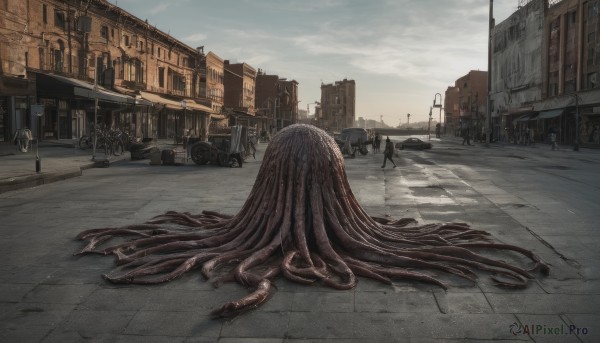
<box><xmin>223</xmin><ymin>60</ymin><xmax>257</xmax><ymax>129</ymax></box>
<box><xmin>452</xmin><ymin>71</ymin><xmax>488</xmax><ymax>141</ymax></box>
<box><xmin>444</xmin><ymin>86</ymin><xmax>460</xmax><ymax>136</ymax></box>
<box><xmin>320</xmin><ymin>79</ymin><xmax>356</xmax><ymax>132</ymax></box>
<box><xmin>491</xmin><ymin>0</ymin><xmax>545</xmax><ymax>141</ymax></box>
<box><xmin>200</xmin><ymin>51</ymin><xmax>227</xmax><ymax>132</ymax></box>
<box><xmin>0</xmin><ymin>0</ymin><xmax>213</xmax><ymax>145</ymax></box>
<box><xmin>489</xmin><ymin>0</ymin><xmax>600</xmax><ymax>146</ymax></box>
<box><xmin>255</xmin><ymin>70</ymin><xmax>299</xmax><ymax>134</ymax></box>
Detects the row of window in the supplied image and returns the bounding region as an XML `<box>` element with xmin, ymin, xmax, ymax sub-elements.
<box><xmin>43</xmin><ymin>3</ymin><xmax>194</xmax><ymax>69</ymax></box>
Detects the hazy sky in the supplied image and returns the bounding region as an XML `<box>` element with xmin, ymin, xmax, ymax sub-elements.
<box><xmin>108</xmin><ymin>0</ymin><xmax>517</xmax><ymax>125</ymax></box>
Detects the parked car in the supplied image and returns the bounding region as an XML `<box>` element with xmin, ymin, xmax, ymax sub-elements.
<box><xmin>395</xmin><ymin>137</ymin><xmax>432</xmax><ymax>150</ymax></box>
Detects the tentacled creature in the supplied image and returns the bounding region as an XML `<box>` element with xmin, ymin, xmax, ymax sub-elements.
<box><xmin>75</xmin><ymin>124</ymin><xmax>549</xmax><ymax>318</ymax></box>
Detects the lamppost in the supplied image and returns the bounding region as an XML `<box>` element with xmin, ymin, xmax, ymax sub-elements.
<box><xmin>32</xmin><ymin>105</ymin><xmax>44</xmax><ymax>172</ymax></box>
<box><xmin>428</xmin><ymin>107</ymin><xmax>433</xmax><ymax>141</ymax></box>
<box><xmin>433</xmin><ymin>93</ymin><xmax>442</xmax><ymax>137</ymax></box>
<box><xmin>179</xmin><ymin>100</ymin><xmax>187</xmax><ymax>145</ymax></box>
<box><xmin>407</xmin><ymin>113</ymin><xmax>411</xmax><ymax>128</ymax></box>
<box><xmin>486</xmin><ymin>0</ymin><xmax>494</xmax><ymax>147</ymax></box>
<box><xmin>92</xmin><ymin>68</ymin><xmax>99</xmax><ymax>161</ymax></box>
<box><xmin>573</xmin><ymin>93</ymin><xmax>580</xmax><ymax>151</ymax></box>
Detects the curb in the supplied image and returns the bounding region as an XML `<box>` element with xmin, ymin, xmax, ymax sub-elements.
<box><xmin>0</xmin><ymin>153</ymin><xmax>129</xmax><ymax>195</ymax></box>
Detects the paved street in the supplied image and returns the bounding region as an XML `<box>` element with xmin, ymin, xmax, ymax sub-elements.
<box><xmin>1</xmin><ymin>137</ymin><xmax>599</xmax><ymax>342</ymax></box>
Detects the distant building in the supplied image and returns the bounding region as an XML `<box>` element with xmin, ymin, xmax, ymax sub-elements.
<box><xmin>255</xmin><ymin>69</ymin><xmax>299</xmax><ymax>133</ymax></box>
<box><xmin>453</xmin><ymin>70</ymin><xmax>488</xmax><ymax>140</ymax></box>
<box><xmin>224</xmin><ymin>60</ymin><xmax>257</xmax><ymax>128</ymax></box>
<box><xmin>200</xmin><ymin>51</ymin><xmax>227</xmax><ymax>131</ymax></box>
<box><xmin>444</xmin><ymin>86</ymin><xmax>460</xmax><ymax>135</ymax></box>
<box><xmin>320</xmin><ymin>79</ymin><xmax>355</xmax><ymax>132</ymax></box>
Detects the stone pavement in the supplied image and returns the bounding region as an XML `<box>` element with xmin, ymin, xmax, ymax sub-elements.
<box><xmin>0</xmin><ymin>139</ymin><xmax>179</xmax><ymax>194</ymax></box>
<box><xmin>0</xmin><ymin>139</ymin><xmax>128</xmax><ymax>194</ymax></box>
<box><xmin>0</xmin><ymin>135</ymin><xmax>599</xmax><ymax>342</ymax></box>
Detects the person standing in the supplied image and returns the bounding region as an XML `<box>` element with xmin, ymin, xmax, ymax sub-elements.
<box><xmin>381</xmin><ymin>137</ymin><xmax>397</xmax><ymax>168</ymax></box>
<box><xmin>461</xmin><ymin>127</ymin><xmax>471</xmax><ymax>146</ymax></box>
<box><xmin>374</xmin><ymin>134</ymin><xmax>381</xmax><ymax>153</ymax></box>
<box><xmin>549</xmin><ymin>128</ymin><xmax>558</xmax><ymax>150</ymax></box>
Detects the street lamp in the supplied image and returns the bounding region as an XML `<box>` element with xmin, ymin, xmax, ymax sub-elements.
<box><xmin>428</xmin><ymin>106</ymin><xmax>433</xmax><ymax>141</ymax></box>
<box><xmin>486</xmin><ymin>0</ymin><xmax>494</xmax><ymax>147</ymax></box>
<box><xmin>433</xmin><ymin>93</ymin><xmax>442</xmax><ymax>138</ymax></box>
<box><xmin>32</xmin><ymin>105</ymin><xmax>44</xmax><ymax>173</ymax></box>
<box><xmin>407</xmin><ymin>113</ymin><xmax>411</xmax><ymax>127</ymax></box>
<box><xmin>179</xmin><ymin>100</ymin><xmax>187</xmax><ymax>145</ymax></box>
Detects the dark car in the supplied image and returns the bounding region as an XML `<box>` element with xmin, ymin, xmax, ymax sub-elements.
<box><xmin>395</xmin><ymin>137</ymin><xmax>432</xmax><ymax>150</ymax></box>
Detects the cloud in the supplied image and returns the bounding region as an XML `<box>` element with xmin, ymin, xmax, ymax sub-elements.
<box><xmin>148</xmin><ymin>3</ymin><xmax>170</xmax><ymax>15</ymax></box>
<box><xmin>182</xmin><ymin>33</ymin><xmax>207</xmax><ymax>43</ymax></box>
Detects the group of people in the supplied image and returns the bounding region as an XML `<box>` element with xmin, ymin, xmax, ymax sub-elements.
<box><xmin>372</xmin><ymin>134</ymin><xmax>382</xmax><ymax>153</ymax></box>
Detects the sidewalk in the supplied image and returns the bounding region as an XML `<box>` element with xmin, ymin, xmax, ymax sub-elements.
<box><xmin>0</xmin><ymin>140</ymin><xmax>129</xmax><ymax>194</ymax></box>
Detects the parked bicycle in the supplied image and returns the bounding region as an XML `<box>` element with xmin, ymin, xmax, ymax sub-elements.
<box><xmin>78</xmin><ymin>125</ymin><xmax>132</xmax><ymax>156</ymax></box>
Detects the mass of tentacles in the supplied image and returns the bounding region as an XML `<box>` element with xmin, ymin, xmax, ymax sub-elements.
<box><xmin>75</xmin><ymin>124</ymin><xmax>549</xmax><ymax>318</ymax></box>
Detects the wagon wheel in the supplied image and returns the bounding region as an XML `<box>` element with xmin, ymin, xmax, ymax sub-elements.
<box><xmin>190</xmin><ymin>143</ymin><xmax>211</xmax><ymax>165</ymax></box>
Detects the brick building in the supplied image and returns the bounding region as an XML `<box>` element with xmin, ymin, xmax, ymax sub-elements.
<box><xmin>444</xmin><ymin>86</ymin><xmax>460</xmax><ymax>136</ymax></box>
<box><xmin>449</xmin><ymin>71</ymin><xmax>488</xmax><ymax>140</ymax></box>
<box><xmin>200</xmin><ymin>51</ymin><xmax>227</xmax><ymax>132</ymax></box>
<box><xmin>0</xmin><ymin>0</ymin><xmax>214</xmax><ymax>144</ymax></box>
<box><xmin>223</xmin><ymin>60</ymin><xmax>259</xmax><ymax>130</ymax></box>
<box><xmin>320</xmin><ymin>79</ymin><xmax>355</xmax><ymax>132</ymax></box>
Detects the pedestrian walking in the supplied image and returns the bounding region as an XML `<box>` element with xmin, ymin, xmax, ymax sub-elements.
<box><xmin>461</xmin><ymin>127</ymin><xmax>471</xmax><ymax>146</ymax></box>
<box><xmin>550</xmin><ymin>130</ymin><xmax>558</xmax><ymax>150</ymax></box>
<box><xmin>381</xmin><ymin>136</ymin><xmax>397</xmax><ymax>168</ymax></box>
<box><xmin>529</xmin><ymin>128</ymin><xmax>535</xmax><ymax>146</ymax></box>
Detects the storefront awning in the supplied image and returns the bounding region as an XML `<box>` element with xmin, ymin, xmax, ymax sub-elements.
<box><xmin>515</xmin><ymin>113</ymin><xmax>536</xmax><ymax>122</ymax></box>
<box><xmin>139</xmin><ymin>92</ymin><xmax>212</xmax><ymax>113</ymax></box>
<box><xmin>113</xmin><ymin>86</ymin><xmax>153</xmax><ymax>106</ymax></box>
<box><xmin>183</xmin><ymin>100</ymin><xmax>213</xmax><ymax>113</ymax></box>
<box><xmin>233</xmin><ymin>110</ymin><xmax>255</xmax><ymax>117</ymax></box>
<box><xmin>139</xmin><ymin>91</ymin><xmax>183</xmax><ymax>110</ymax></box>
<box><xmin>537</xmin><ymin>109</ymin><xmax>563</xmax><ymax>120</ymax></box>
<box><xmin>36</xmin><ymin>73</ymin><xmax>135</xmax><ymax>105</ymax></box>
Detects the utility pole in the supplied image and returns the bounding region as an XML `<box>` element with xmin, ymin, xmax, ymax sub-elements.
<box><xmin>486</xmin><ymin>0</ymin><xmax>494</xmax><ymax>147</ymax></box>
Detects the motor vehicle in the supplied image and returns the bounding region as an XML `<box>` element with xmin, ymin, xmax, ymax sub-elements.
<box><xmin>334</xmin><ymin>128</ymin><xmax>370</xmax><ymax>156</ymax></box>
<box><xmin>395</xmin><ymin>137</ymin><xmax>432</xmax><ymax>150</ymax></box>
